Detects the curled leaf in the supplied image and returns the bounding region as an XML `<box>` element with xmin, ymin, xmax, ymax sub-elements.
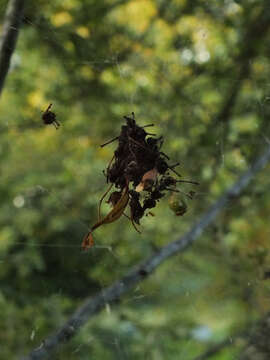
<box><xmin>95</xmin><ymin>186</ymin><xmax>129</xmax><ymax>227</ymax></box>
<box><xmin>82</xmin><ymin>187</ymin><xmax>129</xmax><ymax>250</ymax></box>
<box><xmin>135</xmin><ymin>168</ymin><xmax>158</xmax><ymax>192</ymax></box>
<box><xmin>82</xmin><ymin>186</ymin><xmax>130</xmax><ymax>250</ymax></box>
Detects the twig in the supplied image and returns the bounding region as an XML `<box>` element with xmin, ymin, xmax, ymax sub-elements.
<box><xmin>0</xmin><ymin>0</ymin><xmax>25</xmax><ymax>97</ymax></box>
<box><xmin>20</xmin><ymin>144</ymin><xmax>270</xmax><ymax>360</ymax></box>
<box><xmin>100</xmin><ymin>136</ymin><xmax>119</xmax><ymax>147</ymax></box>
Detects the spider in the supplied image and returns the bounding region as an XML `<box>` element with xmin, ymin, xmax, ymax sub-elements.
<box><xmin>42</xmin><ymin>103</ymin><xmax>60</xmax><ymax>129</ymax></box>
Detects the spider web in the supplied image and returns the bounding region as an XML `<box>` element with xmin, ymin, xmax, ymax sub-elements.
<box><xmin>1</xmin><ymin>1</ymin><xmax>270</xmax><ymax>359</ymax></box>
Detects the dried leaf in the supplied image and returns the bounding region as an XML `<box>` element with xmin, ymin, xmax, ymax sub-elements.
<box><xmin>142</xmin><ymin>168</ymin><xmax>158</xmax><ymax>181</ymax></box>
<box><xmin>99</xmin><ymin>187</ymin><xmax>129</xmax><ymax>224</ymax></box>
<box><xmin>135</xmin><ymin>168</ymin><xmax>158</xmax><ymax>192</ymax></box>
<box><xmin>93</xmin><ymin>187</ymin><xmax>129</xmax><ymax>230</ymax></box>
<box><xmin>82</xmin><ymin>186</ymin><xmax>129</xmax><ymax>250</ymax></box>
<box><xmin>135</xmin><ymin>183</ymin><xmax>144</xmax><ymax>192</ymax></box>
<box><xmin>81</xmin><ymin>232</ymin><xmax>94</xmax><ymax>251</ymax></box>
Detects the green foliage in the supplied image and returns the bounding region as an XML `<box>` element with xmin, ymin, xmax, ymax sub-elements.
<box><xmin>1</xmin><ymin>0</ymin><xmax>270</xmax><ymax>358</ymax></box>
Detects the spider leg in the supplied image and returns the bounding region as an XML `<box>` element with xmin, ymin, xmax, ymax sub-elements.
<box><xmin>45</xmin><ymin>103</ymin><xmax>53</xmax><ymax>112</ymax></box>
<box><xmin>52</xmin><ymin>121</ymin><xmax>60</xmax><ymax>129</ymax></box>
<box><xmin>142</xmin><ymin>123</ymin><xmax>154</xmax><ymax>128</ymax></box>
<box><xmin>131</xmin><ymin>218</ymin><xmax>141</xmax><ymax>234</ymax></box>
<box><xmin>176</xmin><ymin>179</ymin><xmax>199</xmax><ymax>185</ymax></box>
<box><xmin>160</xmin><ymin>151</ymin><xmax>170</xmax><ymax>160</ymax></box>
<box><xmin>158</xmin><ymin>136</ymin><xmax>164</xmax><ymax>150</ymax></box>
<box><xmin>165</xmin><ymin>187</ymin><xmax>179</xmax><ymax>193</ymax></box>
<box><xmin>169</xmin><ymin>162</ymin><xmax>181</xmax><ymax>177</ymax></box>
<box><xmin>55</xmin><ymin>120</ymin><xmax>60</xmax><ymax>128</ymax></box>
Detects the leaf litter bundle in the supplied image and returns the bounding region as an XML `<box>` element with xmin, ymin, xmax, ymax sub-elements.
<box><xmin>82</xmin><ymin>113</ymin><xmax>199</xmax><ymax>250</ymax></box>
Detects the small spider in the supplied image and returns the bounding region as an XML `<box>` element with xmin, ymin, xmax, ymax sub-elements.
<box><xmin>42</xmin><ymin>103</ymin><xmax>60</xmax><ymax>129</ymax></box>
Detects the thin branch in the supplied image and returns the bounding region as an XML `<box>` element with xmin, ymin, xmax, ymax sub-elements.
<box><xmin>193</xmin><ymin>338</ymin><xmax>233</xmax><ymax>360</ymax></box>
<box><xmin>193</xmin><ymin>321</ymin><xmax>260</xmax><ymax>360</ymax></box>
<box><xmin>192</xmin><ymin>333</ymin><xmax>245</xmax><ymax>360</ymax></box>
<box><xmin>20</xmin><ymin>144</ymin><xmax>270</xmax><ymax>360</ymax></box>
<box><xmin>0</xmin><ymin>0</ymin><xmax>25</xmax><ymax>97</ymax></box>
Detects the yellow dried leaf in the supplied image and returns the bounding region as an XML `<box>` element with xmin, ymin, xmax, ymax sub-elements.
<box><xmin>82</xmin><ymin>186</ymin><xmax>129</xmax><ymax>250</ymax></box>
<box><xmin>93</xmin><ymin>187</ymin><xmax>129</xmax><ymax>230</ymax></box>
<box><xmin>100</xmin><ymin>187</ymin><xmax>129</xmax><ymax>224</ymax></box>
<box><xmin>135</xmin><ymin>183</ymin><xmax>144</xmax><ymax>192</ymax></box>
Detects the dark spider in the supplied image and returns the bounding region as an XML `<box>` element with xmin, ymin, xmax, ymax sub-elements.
<box><xmin>42</xmin><ymin>103</ymin><xmax>60</xmax><ymax>129</ymax></box>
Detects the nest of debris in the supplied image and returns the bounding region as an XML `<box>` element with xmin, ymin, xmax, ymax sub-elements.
<box><xmin>82</xmin><ymin>112</ymin><xmax>198</xmax><ymax>250</ymax></box>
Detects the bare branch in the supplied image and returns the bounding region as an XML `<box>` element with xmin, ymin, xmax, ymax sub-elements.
<box><xmin>20</xmin><ymin>144</ymin><xmax>270</xmax><ymax>360</ymax></box>
<box><xmin>0</xmin><ymin>0</ymin><xmax>25</xmax><ymax>97</ymax></box>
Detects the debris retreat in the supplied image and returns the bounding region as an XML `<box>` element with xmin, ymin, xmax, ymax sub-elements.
<box><xmin>82</xmin><ymin>113</ymin><xmax>198</xmax><ymax>250</ymax></box>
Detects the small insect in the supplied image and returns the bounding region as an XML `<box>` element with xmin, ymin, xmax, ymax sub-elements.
<box><xmin>42</xmin><ymin>103</ymin><xmax>60</xmax><ymax>129</ymax></box>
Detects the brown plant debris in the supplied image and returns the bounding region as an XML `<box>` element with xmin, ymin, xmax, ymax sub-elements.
<box><xmin>82</xmin><ymin>112</ymin><xmax>199</xmax><ymax>250</ymax></box>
